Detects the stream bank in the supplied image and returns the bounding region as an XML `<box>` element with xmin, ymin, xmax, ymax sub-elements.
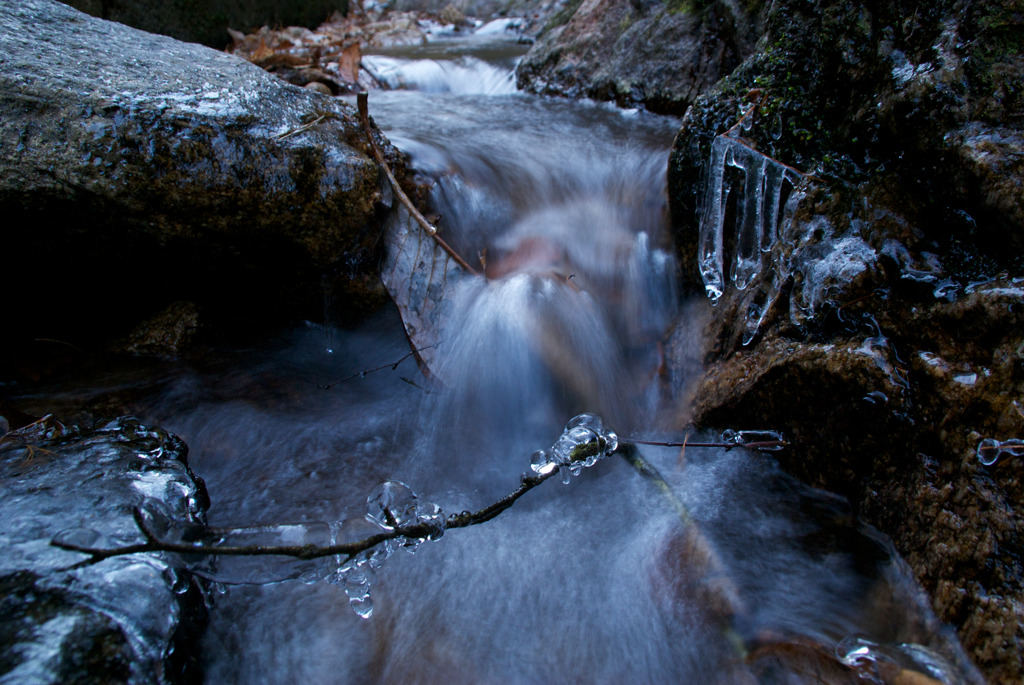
<box><xmin>659</xmin><ymin>1</ymin><xmax>1024</xmax><ymax>679</ymax></box>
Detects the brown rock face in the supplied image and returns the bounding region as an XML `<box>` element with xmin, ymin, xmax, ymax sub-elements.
<box><xmin>665</xmin><ymin>0</ymin><xmax>1024</xmax><ymax>680</ymax></box>
<box><xmin>516</xmin><ymin>0</ymin><xmax>765</xmax><ymax>115</ymax></box>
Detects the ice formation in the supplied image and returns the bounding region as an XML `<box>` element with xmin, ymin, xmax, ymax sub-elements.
<box><xmin>836</xmin><ymin>635</ymin><xmax>962</xmax><ymax>683</ymax></box>
<box><xmin>529</xmin><ymin>413</ymin><xmax>619</xmax><ymax>484</ymax></box>
<box><xmin>698</xmin><ymin>133</ymin><xmax>803</xmax><ymax>303</ymax></box>
<box><xmin>976</xmin><ymin>438</ymin><xmax>1024</xmax><ymax>466</ymax></box>
<box><xmin>329</xmin><ymin>480</ymin><xmax>447</xmax><ymax>618</ymax></box>
<box><xmin>720</xmin><ymin>429</ymin><xmax>785</xmax><ymax>451</ymax></box>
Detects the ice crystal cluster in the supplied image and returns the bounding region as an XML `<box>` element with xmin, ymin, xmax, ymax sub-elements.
<box><xmin>329</xmin><ymin>481</ymin><xmax>447</xmax><ymax>618</ymax></box>
<box><xmin>529</xmin><ymin>413</ymin><xmax>619</xmax><ymax>484</ymax></box>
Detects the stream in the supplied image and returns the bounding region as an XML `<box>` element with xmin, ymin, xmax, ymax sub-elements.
<box><xmin>6</xmin><ymin>25</ymin><xmax>977</xmax><ymax>684</ymax></box>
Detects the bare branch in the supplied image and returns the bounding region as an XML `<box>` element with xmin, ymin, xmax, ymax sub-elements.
<box><xmin>52</xmin><ymin>460</ymin><xmax>559</xmax><ymax>565</ymax></box>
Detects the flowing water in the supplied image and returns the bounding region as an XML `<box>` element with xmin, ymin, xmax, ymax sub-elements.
<box><xmin>6</xmin><ymin>27</ymin><xmax>980</xmax><ymax>684</ymax></box>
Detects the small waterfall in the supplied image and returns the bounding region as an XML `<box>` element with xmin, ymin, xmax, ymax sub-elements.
<box><xmin>362</xmin><ymin>54</ymin><xmax>517</xmax><ymax>95</ymax></box>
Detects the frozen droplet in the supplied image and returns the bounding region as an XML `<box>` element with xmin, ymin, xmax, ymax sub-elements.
<box><xmin>170</xmin><ymin>570</ymin><xmax>192</xmax><ymax>595</ymax></box>
<box><xmin>836</xmin><ymin>635</ymin><xmax>882</xmax><ymax>670</ymax></box>
<box><xmin>566</xmin><ymin>413</ymin><xmax>603</xmax><ymax>434</ymax></box>
<box><xmin>367</xmin><ymin>481</ymin><xmax>418</xmax><ymax>529</ymax></box>
<box><xmin>740</xmin><ymin>430</ymin><xmax>784</xmax><ymax>449</ymax></box>
<box><xmin>415</xmin><ymin>501</ymin><xmax>446</xmax><ymax>541</ymax></box>
<box><xmin>530</xmin><ymin>449</ymin><xmax>556</xmax><ymax>475</ymax></box>
<box><xmin>977</xmin><ymin>438</ymin><xmax>1000</xmax><ymax>465</ymax></box>
<box><xmin>136</xmin><ymin>498</ymin><xmax>191</xmax><ymax>544</ymax></box>
<box><xmin>977</xmin><ymin>437</ymin><xmax>1024</xmax><ymax>466</ymax></box>
<box><xmin>536</xmin><ymin>414</ymin><xmax>620</xmax><ymax>483</ymax></box>
<box><xmin>350</xmin><ymin>596</ymin><xmax>374</xmax><ymax>619</ymax></box>
<box><xmin>338</xmin><ymin>515</ymin><xmax>387</xmax><ymax>545</ymax></box>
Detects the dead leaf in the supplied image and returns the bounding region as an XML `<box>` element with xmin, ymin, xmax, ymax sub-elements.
<box><xmin>338</xmin><ymin>42</ymin><xmax>361</xmax><ymax>84</ymax></box>
<box><xmin>381</xmin><ymin>205</ymin><xmax>473</xmax><ymax>377</ymax></box>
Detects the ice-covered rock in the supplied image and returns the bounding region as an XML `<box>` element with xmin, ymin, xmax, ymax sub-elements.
<box><xmin>0</xmin><ymin>416</ymin><xmax>209</xmax><ymax>683</ymax></box>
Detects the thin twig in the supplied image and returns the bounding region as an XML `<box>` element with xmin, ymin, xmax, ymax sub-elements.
<box><xmin>316</xmin><ymin>343</ymin><xmax>440</xmax><ymax>389</ymax></box>
<box><xmin>276</xmin><ymin>114</ymin><xmax>328</xmax><ymax>141</ymax></box>
<box><xmin>357</xmin><ymin>92</ymin><xmax>479</xmax><ymax>276</ymax></box>
<box><xmin>51</xmin><ymin>457</ymin><xmax>560</xmax><ymax>565</ymax></box>
<box><xmin>633</xmin><ymin>438</ymin><xmax>787</xmax><ymax>451</ymax></box>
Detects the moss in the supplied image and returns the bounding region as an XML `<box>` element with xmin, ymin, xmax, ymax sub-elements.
<box><xmin>963</xmin><ymin>0</ymin><xmax>1024</xmax><ymax>119</ymax></box>
<box><xmin>542</xmin><ymin>0</ymin><xmax>585</xmax><ymax>34</ymax></box>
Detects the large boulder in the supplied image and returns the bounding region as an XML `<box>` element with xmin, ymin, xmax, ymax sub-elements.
<box><xmin>63</xmin><ymin>0</ymin><xmax>345</xmax><ymax>49</ymax></box>
<box><xmin>0</xmin><ymin>0</ymin><xmax>402</xmax><ymax>353</ymax></box>
<box><xmin>0</xmin><ymin>415</ymin><xmax>209</xmax><ymax>683</ymax></box>
<box><xmin>665</xmin><ymin>0</ymin><xmax>1024</xmax><ymax>680</ymax></box>
<box><xmin>516</xmin><ymin>0</ymin><xmax>765</xmax><ymax>114</ymax></box>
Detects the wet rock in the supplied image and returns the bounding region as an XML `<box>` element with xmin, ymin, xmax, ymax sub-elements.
<box><xmin>391</xmin><ymin>0</ymin><xmax>563</xmax><ymax>35</ymax></box>
<box><xmin>110</xmin><ymin>302</ymin><xmax>200</xmax><ymax>359</ymax></box>
<box><xmin>0</xmin><ymin>0</ymin><xmax>402</xmax><ymax>351</ymax></box>
<box><xmin>0</xmin><ymin>415</ymin><xmax>209</xmax><ymax>683</ymax></box>
<box><xmin>516</xmin><ymin>0</ymin><xmax>764</xmax><ymax>114</ymax></box>
<box><xmin>62</xmin><ymin>0</ymin><xmax>344</xmax><ymax>49</ymax></box>
<box><xmin>664</xmin><ymin>0</ymin><xmax>1024</xmax><ymax>679</ymax></box>
<box><xmin>948</xmin><ymin>123</ymin><xmax>1024</xmax><ymax>252</ymax></box>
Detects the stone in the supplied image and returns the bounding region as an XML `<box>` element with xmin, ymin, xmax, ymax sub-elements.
<box><xmin>110</xmin><ymin>301</ymin><xmax>200</xmax><ymax>359</ymax></box>
<box><xmin>516</xmin><ymin>0</ymin><xmax>765</xmax><ymax>114</ymax></box>
<box><xmin>0</xmin><ymin>415</ymin><xmax>210</xmax><ymax>683</ymax></box>
<box><xmin>0</xmin><ymin>0</ymin><xmax>402</xmax><ymax>351</ymax></box>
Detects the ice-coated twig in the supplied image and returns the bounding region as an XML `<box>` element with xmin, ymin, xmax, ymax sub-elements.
<box><xmin>633</xmin><ymin>439</ymin><xmax>787</xmax><ymax>450</ymax></box>
<box><xmin>51</xmin><ymin>454</ymin><xmax>564</xmax><ymax>566</ymax></box>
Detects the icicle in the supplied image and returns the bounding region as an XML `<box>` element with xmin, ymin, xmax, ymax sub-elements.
<box><xmin>696</xmin><ymin>132</ymin><xmax>808</xmax><ymax>304</ymax></box>
<box><xmin>697</xmin><ymin>137</ymin><xmax>729</xmax><ymax>303</ymax></box>
<box><xmin>731</xmin><ymin>152</ymin><xmax>767</xmax><ymax>290</ymax></box>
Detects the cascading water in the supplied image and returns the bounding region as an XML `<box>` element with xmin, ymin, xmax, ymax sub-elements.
<box><xmin>8</xmin><ymin>25</ymin><xmax>981</xmax><ymax>684</ymax></box>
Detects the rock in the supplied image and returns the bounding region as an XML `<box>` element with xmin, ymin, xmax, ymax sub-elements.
<box><xmin>62</xmin><ymin>0</ymin><xmax>344</xmax><ymax>49</ymax></box>
<box><xmin>516</xmin><ymin>0</ymin><xmax>764</xmax><ymax>114</ymax></box>
<box><xmin>664</xmin><ymin>0</ymin><xmax>1024</xmax><ymax>679</ymax></box>
<box><xmin>111</xmin><ymin>301</ymin><xmax>200</xmax><ymax>359</ymax></box>
<box><xmin>949</xmin><ymin>123</ymin><xmax>1024</xmax><ymax>249</ymax></box>
<box><xmin>0</xmin><ymin>415</ymin><xmax>210</xmax><ymax>683</ymax></box>
<box><xmin>0</xmin><ymin>0</ymin><xmax>402</xmax><ymax>351</ymax></box>
<box><xmin>391</xmin><ymin>0</ymin><xmax>562</xmax><ymax>35</ymax></box>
